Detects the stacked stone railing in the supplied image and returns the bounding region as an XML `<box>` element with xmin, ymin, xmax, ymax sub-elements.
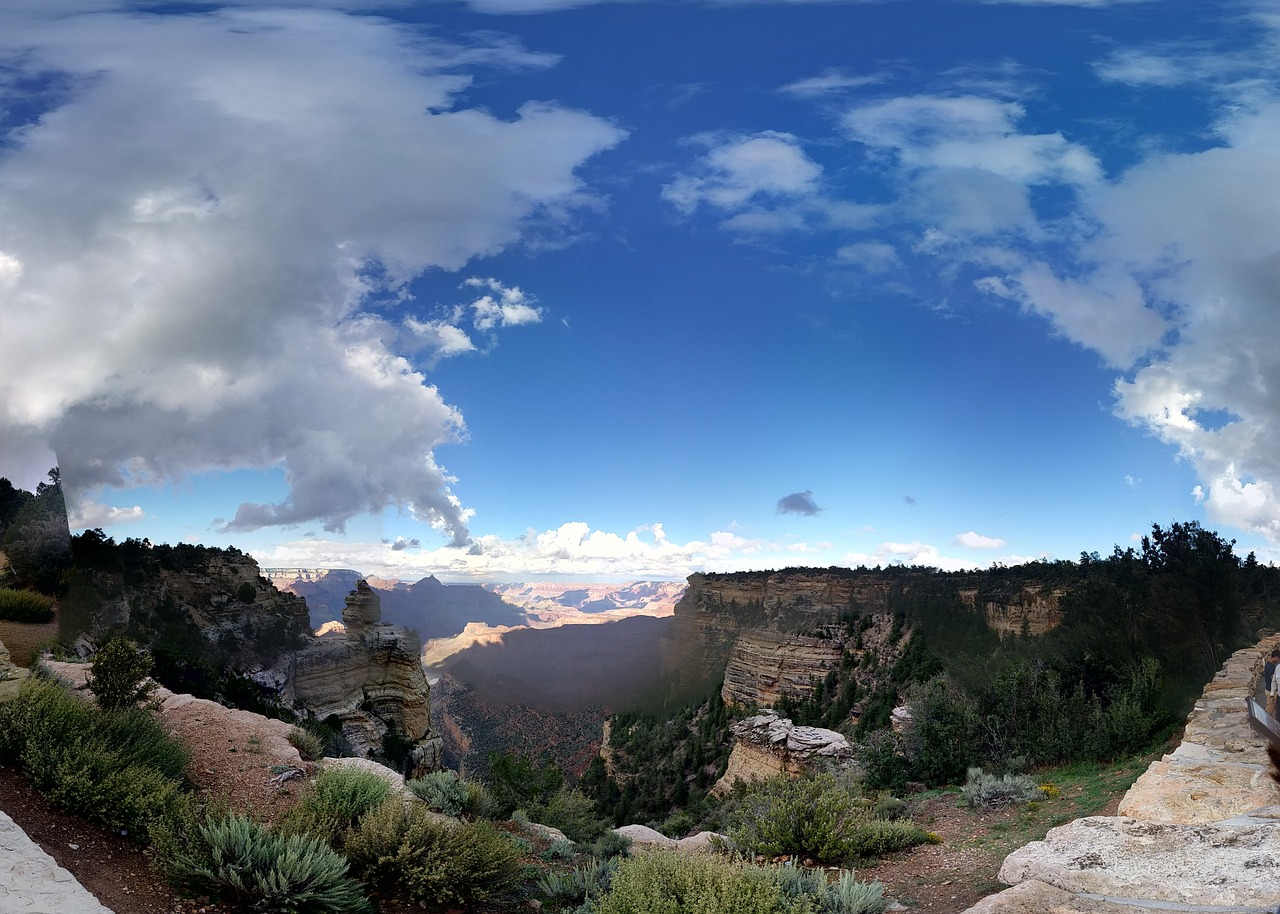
<box><xmin>964</xmin><ymin>636</ymin><xmax>1280</xmax><ymax>914</ymax></box>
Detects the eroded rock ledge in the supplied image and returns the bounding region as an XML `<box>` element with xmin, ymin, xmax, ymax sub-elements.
<box><xmin>963</xmin><ymin>635</ymin><xmax>1280</xmax><ymax>914</ymax></box>
<box><xmin>711</xmin><ymin>709</ymin><xmax>852</xmax><ymax>796</ymax></box>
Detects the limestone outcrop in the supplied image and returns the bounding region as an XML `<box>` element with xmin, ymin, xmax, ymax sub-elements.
<box><xmin>960</xmin><ymin>585</ymin><xmax>1064</xmax><ymax>638</ymax></box>
<box><xmin>963</xmin><ymin>636</ymin><xmax>1280</xmax><ymax>913</ymax></box>
<box><xmin>285</xmin><ymin>581</ymin><xmax>442</xmax><ymax>779</ymax></box>
<box><xmin>711</xmin><ymin>710</ymin><xmax>852</xmax><ymax>795</ymax></box>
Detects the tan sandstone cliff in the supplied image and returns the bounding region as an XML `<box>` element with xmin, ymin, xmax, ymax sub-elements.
<box><xmin>665</xmin><ymin>570</ymin><xmax>1067</xmax><ymax>712</ymax></box>
<box><xmin>285</xmin><ymin>580</ymin><xmax>442</xmax><ymax>779</ymax></box>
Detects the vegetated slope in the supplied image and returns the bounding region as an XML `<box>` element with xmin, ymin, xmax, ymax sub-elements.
<box><xmin>61</xmin><ymin>530</ymin><xmax>310</xmax><ymax>676</ymax></box>
<box><xmin>430</xmin><ymin>672</ymin><xmax>609</xmax><ymax>782</ymax></box>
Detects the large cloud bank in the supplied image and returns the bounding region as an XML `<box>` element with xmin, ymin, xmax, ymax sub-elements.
<box><xmin>0</xmin><ymin>7</ymin><xmax>624</xmax><ymax>544</ymax></box>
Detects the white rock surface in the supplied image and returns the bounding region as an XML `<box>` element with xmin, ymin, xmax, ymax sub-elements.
<box><xmin>0</xmin><ymin>811</ymin><xmax>113</xmax><ymax>914</ymax></box>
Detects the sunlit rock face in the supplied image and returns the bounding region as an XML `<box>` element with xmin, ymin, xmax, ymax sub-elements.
<box><xmin>711</xmin><ymin>710</ymin><xmax>852</xmax><ymax>795</ymax></box>
<box><xmin>286</xmin><ymin>581</ymin><xmax>442</xmax><ymax>778</ymax></box>
<box><xmin>961</xmin><ymin>586</ymin><xmax>1065</xmax><ymax>638</ymax></box>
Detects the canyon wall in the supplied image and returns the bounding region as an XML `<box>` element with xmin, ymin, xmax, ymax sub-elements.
<box><xmin>665</xmin><ymin>569</ymin><xmax>1066</xmax><ymax>710</ymax></box>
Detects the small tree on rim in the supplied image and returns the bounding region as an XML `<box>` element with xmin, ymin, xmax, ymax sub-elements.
<box><xmin>87</xmin><ymin>636</ymin><xmax>158</xmax><ymax>710</ymax></box>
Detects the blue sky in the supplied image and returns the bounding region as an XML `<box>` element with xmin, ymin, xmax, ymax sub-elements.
<box><xmin>1</xmin><ymin>0</ymin><xmax>1278</xmax><ymax>581</ymax></box>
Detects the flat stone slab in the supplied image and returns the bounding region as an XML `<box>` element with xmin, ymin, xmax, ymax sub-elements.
<box><xmin>0</xmin><ymin>810</ymin><xmax>113</xmax><ymax>914</ymax></box>
<box><xmin>999</xmin><ymin>816</ymin><xmax>1280</xmax><ymax>908</ymax></box>
<box><xmin>1118</xmin><ymin>759</ymin><xmax>1280</xmax><ymax>824</ymax></box>
<box><xmin>964</xmin><ymin>879</ymin><xmax>1274</xmax><ymax>914</ymax></box>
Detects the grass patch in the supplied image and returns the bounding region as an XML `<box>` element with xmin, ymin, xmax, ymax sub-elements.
<box><xmin>946</xmin><ymin>747</ymin><xmax>1162</xmax><ymax>859</ymax></box>
<box><xmin>0</xmin><ymin>588</ymin><xmax>54</xmax><ymax>623</ymax></box>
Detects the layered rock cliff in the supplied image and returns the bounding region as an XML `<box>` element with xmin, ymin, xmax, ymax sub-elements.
<box><xmin>285</xmin><ymin>581</ymin><xmax>443</xmax><ymax>778</ymax></box>
<box><xmin>665</xmin><ymin>569</ymin><xmax>1066</xmax><ymax>712</ymax></box>
<box><xmin>711</xmin><ymin>710</ymin><xmax>853</xmax><ymax>795</ymax></box>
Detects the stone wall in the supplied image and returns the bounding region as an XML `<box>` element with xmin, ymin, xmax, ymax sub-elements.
<box><xmin>964</xmin><ymin>635</ymin><xmax>1280</xmax><ymax>914</ymax></box>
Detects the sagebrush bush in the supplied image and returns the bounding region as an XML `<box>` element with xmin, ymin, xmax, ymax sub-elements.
<box><xmin>822</xmin><ymin>871</ymin><xmax>886</xmax><ymax>914</ymax></box>
<box><xmin>960</xmin><ymin>767</ymin><xmax>1043</xmax><ymax>809</ymax></box>
<box><xmin>463</xmin><ymin>778</ymin><xmax>506</xmax><ymax>820</ymax></box>
<box><xmin>167</xmin><ymin>813</ymin><xmax>370</xmax><ymax>914</ymax></box>
<box><xmin>536</xmin><ymin>856</ymin><xmax>617</xmax><ymax>905</ymax></box>
<box><xmin>277</xmin><ymin>766</ymin><xmax>391</xmax><ymax>847</ymax></box>
<box><xmin>726</xmin><ymin>773</ymin><xmax>928</xmax><ymax>865</ymax></box>
<box><xmin>86</xmin><ymin>637</ymin><xmax>157</xmax><ymax>710</ymax></box>
<box><xmin>344</xmin><ymin>798</ymin><xmax>524</xmax><ymax>906</ymax></box>
<box><xmin>0</xmin><ymin>587</ymin><xmax>54</xmax><ymax>622</ymax></box>
<box><xmin>0</xmin><ymin>676</ymin><xmax>189</xmax><ymax>839</ymax></box>
<box><xmin>407</xmin><ymin>769</ymin><xmax>469</xmax><ymax>816</ymax></box>
<box><xmin>542</xmin><ymin>838</ymin><xmax>577</xmax><ymax>860</ymax></box>
<box><xmin>585</xmin><ymin>829</ymin><xmax>633</xmax><ymax>860</ymax></box>
<box><xmin>594</xmin><ymin>848</ymin><xmax>793</xmax><ymax>914</ymax></box>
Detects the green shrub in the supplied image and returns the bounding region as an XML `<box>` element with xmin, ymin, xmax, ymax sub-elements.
<box><xmin>871</xmin><ymin>795</ymin><xmax>907</xmax><ymax>820</ymax></box>
<box><xmin>594</xmin><ymin>848</ymin><xmax>794</xmax><ymax>914</ymax></box>
<box><xmin>167</xmin><ymin>813</ymin><xmax>370</xmax><ymax>914</ymax></box>
<box><xmin>585</xmin><ymin>829</ymin><xmax>633</xmax><ymax>859</ymax></box>
<box><xmin>856</xmin><ymin>729</ymin><xmax>908</xmax><ymax>793</ymax></box>
<box><xmin>822</xmin><ymin>871</ymin><xmax>886</xmax><ymax>914</ymax></box>
<box><xmin>0</xmin><ymin>677</ymin><xmax>190</xmax><ymax>840</ymax></box>
<box><xmin>960</xmin><ymin>767</ymin><xmax>1043</xmax><ymax>809</ymax></box>
<box><xmin>288</xmin><ymin>727</ymin><xmax>325</xmax><ymax>762</ymax></box>
<box><xmin>463</xmin><ymin>778</ymin><xmax>506</xmax><ymax>820</ymax></box>
<box><xmin>840</xmin><ymin>818</ymin><xmax>931</xmax><ymax>857</ymax></box>
<box><xmin>407</xmin><ymin>769</ymin><xmax>469</xmax><ymax>816</ymax></box>
<box><xmin>0</xmin><ymin>588</ymin><xmax>54</xmax><ymax>623</ymax></box>
<box><xmin>344</xmin><ymin>799</ymin><xmax>524</xmax><ymax>906</ymax></box>
<box><xmin>529</xmin><ymin>787</ymin><xmax>611</xmax><ymax>842</ymax></box>
<box><xmin>726</xmin><ymin>774</ymin><xmax>926</xmax><ymax>865</ymax></box>
<box><xmin>86</xmin><ymin>637</ymin><xmax>157</xmax><ymax>710</ymax></box>
<box><xmin>277</xmin><ymin>766</ymin><xmax>391</xmax><ymax>847</ymax></box>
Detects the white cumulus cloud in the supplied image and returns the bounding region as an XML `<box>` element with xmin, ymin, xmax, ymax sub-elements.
<box><xmin>0</xmin><ymin>6</ymin><xmax>624</xmax><ymax>545</ymax></box>
<box><xmin>953</xmin><ymin>531</ymin><xmax>1006</xmax><ymax>549</ymax></box>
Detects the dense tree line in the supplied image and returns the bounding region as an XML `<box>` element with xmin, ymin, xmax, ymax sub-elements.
<box><xmin>0</xmin><ymin>470</ymin><xmax>72</xmax><ymax>594</ymax></box>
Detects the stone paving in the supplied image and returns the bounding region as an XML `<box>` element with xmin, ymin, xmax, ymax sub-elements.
<box><xmin>0</xmin><ymin>809</ymin><xmax>112</xmax><ymax>914</ymax></box>
<box><xmin>963</xmin><ymin>636</ymin><xmax>1280</xmax><ymax>914</ymax></box>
